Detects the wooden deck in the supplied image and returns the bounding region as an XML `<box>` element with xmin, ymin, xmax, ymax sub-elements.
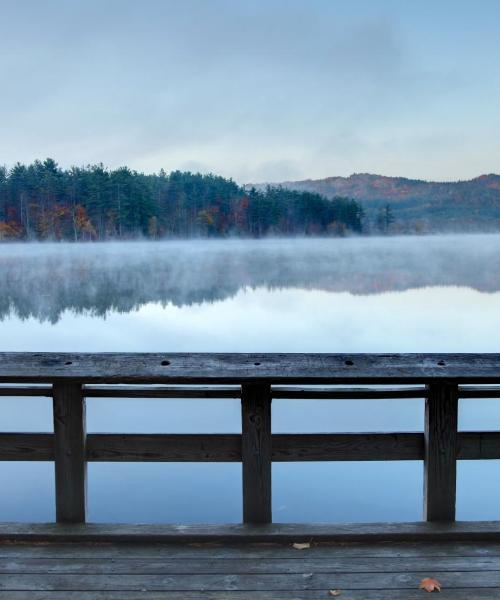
<box><xmin>1</xmin><ymin>538</ymin><xmax>500</xmax><ymax>599</ymax></box>
<box><xmin>2</xmin><ymin>353</ymin><xmax>500</xmax><ymax>597</ymax></box>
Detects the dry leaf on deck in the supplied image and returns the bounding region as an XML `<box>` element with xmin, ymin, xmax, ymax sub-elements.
<box><xmin>329</xmin><ymin>590</ymin><xmax>342</xmax><ymax>596</ymax></box>
<box><xmin>419</xmin><ymin>577</ymin><xmax>442</xmax><ymax>592</ymax></box>
<box><xmin>292</xmin><ymin>542</ymin><xmax>310</xmax><ymax>550</ymax></box>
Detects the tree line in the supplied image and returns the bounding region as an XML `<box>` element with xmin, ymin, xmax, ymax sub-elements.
<box><xmin>0</xmin><ymin>159</ymin><xmax>364</xmax><ymax>241</ymax></box>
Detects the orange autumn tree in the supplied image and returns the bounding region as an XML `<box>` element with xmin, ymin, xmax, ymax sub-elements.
<box><xmin>72</xmin><ymin>205</ymin><xmax>96</xmax><ymax>241</ymax></box>
<box><xmin>0</xmin><ymin>220</ymin><xmax>22</xmax><ymax>240</ymax></box>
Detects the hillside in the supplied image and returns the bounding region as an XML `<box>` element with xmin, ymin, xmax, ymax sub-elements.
<box><xmin>247</xmin><ymin>173</ymin><xmax>500</xmax><ymax>233</ymax></box>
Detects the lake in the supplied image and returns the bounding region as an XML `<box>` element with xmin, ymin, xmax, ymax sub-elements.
<box><xmin>1</xmin><ymin>234</ymin><xmax>500</xmax><ymax>524</ymax></box>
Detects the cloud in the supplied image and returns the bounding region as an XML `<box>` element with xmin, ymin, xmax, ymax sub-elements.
<box><xmin>0</xmin><ymin>0</ymin><xmax>499</xmax><ymax>181</ymax></box>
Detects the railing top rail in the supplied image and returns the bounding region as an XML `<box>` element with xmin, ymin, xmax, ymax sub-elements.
<box><xmin>1</xmin><ymin>352</ymin><xmax>500</xmax><ymax>384</ymax></box>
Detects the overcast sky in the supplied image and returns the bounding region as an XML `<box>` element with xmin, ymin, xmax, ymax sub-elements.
<box><xmin>1</xmin><ymin>0</ymin><xmax>499</xmax><ymax>183</ymax></box>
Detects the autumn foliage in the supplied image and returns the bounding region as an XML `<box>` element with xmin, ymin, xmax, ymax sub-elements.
<box><xmin>0</xmin><ymin>158</ymin><xmax>364</xmax><ymax>241</ymax></box>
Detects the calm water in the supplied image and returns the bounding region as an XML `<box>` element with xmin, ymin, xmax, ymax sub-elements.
<box><xmin>1</xmin><ymin>234</ymin><xmax>500</xmax><ymax>523</ymax></box>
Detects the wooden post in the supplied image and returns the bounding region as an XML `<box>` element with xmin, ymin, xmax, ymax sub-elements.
<box><xmin>424</xmin><ymin>382</ymin><xmax>458</xmax><ymax>521</ymax></box>
<box><xmin>53</xmin><ymin>382</ymin><xmax>86</xmax><ymax>523</ymax></box>
<box><xmin>241</xmin><ymin>383</ymin><xmax>272</xmax><ymax>524</ymax></box>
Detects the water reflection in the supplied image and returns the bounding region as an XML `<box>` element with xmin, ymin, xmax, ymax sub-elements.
<box><xmin>2</xmin><ymin>234</ymin><xmax>500</xmax><ymax>323</ymax></box>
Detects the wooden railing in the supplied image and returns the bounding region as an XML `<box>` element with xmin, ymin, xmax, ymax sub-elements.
<box><xmin>1</xmin><ymin>352</ymin><xmax>500</xmax><ymax>525</ymax></box>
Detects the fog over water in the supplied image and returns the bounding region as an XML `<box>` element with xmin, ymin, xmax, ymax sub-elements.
<box><xmin>2</xmin><ymin>235</ymin><xmax>500</xmax><ymax>325</ymax></box>
<box><xmin>1</xmin><ymin>234</ymin><xmax>499</xmax><ymax>523</ymax></box>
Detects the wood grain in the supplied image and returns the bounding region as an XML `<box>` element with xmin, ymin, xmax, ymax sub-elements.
<box><xmin>87</xmin><ymin>434</ymin><xmax>242</xmax><ymax>462</ymax></box>
<box><xmin>272</xmin><ymin>433</ymin><xmax>423</xmax><ymax>461</ymax></box>
<box><xmin>2</xmin><ymin>521</ymin><xmax>500</xmax><ymax>543</ymax></box>
<box><xmin>424</xmin><ymin>383</ymin><xmax>458</xmax><ymax>521</ymax></box>
<box><xmin>1</xmin><ymin>352</ymin><xmax>500</xmax><ymax>383</ymax></box>
<box><xmin>241</xmin><ymin>384</ymin><xmax>272</xmax><ymax>524</ymax></box>
<box><xmin>53</xmin><ymin>383</ymin><xmax>86</xmax><ymax>523</ymax></box>
<box><xmin>0</xmin><ymin>434</ymin><xmax>54</xmax><ymax>460</ymax></box>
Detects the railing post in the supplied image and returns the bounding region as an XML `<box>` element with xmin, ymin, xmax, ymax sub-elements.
<box><xmin>424</xmin><ymin>382</ymin><xmax>458</xmax><ymax>521</ymax></box>
<box><xmin>53</xmin><ymin>382</ymin><xmax>86</xmax><ymax>523</ymax></box>
<box><xmin>241</xmin><ymin>383</ymin><xmax>272</xmax><ymax>524</ymax></box>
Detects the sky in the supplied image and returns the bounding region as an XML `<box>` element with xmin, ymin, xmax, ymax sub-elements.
<box><xmin>1</xmin><ymin>0</ymin><xmax>499</xmax><ymax>183</ymax></box>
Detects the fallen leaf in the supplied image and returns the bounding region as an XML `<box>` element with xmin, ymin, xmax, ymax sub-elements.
<box><xmin>419</xmin><ymin>577</ymin><xmax>442</xmax><ymax>592</ymax></box>
<box><xmin>329</xmin><ymin>590</ymin><xmax>342</xmax><ymax>596</ymax></box>
<box><xmin>292</xmin><ymin>542</ymin><xmax>310</xmax><ymax>550</ymax></box>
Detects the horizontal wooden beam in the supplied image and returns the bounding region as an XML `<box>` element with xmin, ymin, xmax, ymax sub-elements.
<box><xmin>1</xmin><ymin>353</ymin><xmax>500</xmax><ymax>384</ymax></box>
<box><xmin>272</xmin><ymin>386</ymin><xmax>427</xmax><ymax>399</ymax></box>
<box><xmin>0</xmin><ymin>431</ymin><xmax>500</xmax><ymax>462</ymax></box>
<box><xmin>458</xmin><ymin>432</ymin><xmax>500</xmax><ymax>459</ymax></box>
<box><xmin>1</xmin><ymin>521</ymin><xmax>500</xmax><ymax>542</ymax></box>
<box><xmin>0</xmin><ymin>433</ymin><xmax>54</xmax><ymax>460</ymax></box>
<box><xmin>0</xmin><ymin>431</ymin><xmax>499</xmax><ymax>462</ymax></box>
<box><xmin>3</xmin><ymin>383</ymin><xmax>500</xmax><ymax>399</ymax></box>
<box><xmin>0</xmin><ymin>386</ymin><xmax>52</xmax><ymax>397</ymax></box>
<box><xmin>459</xmin><ymin>385</ymin><xmax>500</xmax><ymax>398</ymax></box>
<box><xmin>86</xmin><ymin>434</ymin><xmax>242</xmax><ymax>462</ymax></box>
<box><xmin>272</xmin><ymin>433</ymin><xmax>424</xmax><ymax>461</ymax></box>
<box><xmin>88</xmin><ymin>433</ymin><xmax>427</xmax><ymax>463</ymax></box>
<box><xmin>84</xmin><ymin>386</ymin><xmax>241</xmax><ymax>398</ymax></box>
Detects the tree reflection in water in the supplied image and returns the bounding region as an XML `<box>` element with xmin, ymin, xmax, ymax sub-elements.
<box><xmin>1</xmin><ymin>234</ymin><xmax>499</xmax><ymax>324</ymax></box>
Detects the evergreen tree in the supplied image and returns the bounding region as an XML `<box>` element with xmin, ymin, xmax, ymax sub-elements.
<box><xmin>0</xmin><ymin>159</ymin><xmax>365</xmax><ymax>241</ymax></box>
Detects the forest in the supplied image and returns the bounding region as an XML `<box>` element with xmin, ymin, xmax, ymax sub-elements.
<box><xmin>0</xmin><ymin>159</ymin><xmax>364</xmax><ymax>241</ymax></box>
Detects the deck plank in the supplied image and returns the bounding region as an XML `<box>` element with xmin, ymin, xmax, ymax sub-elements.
<box><xmin>2</xmin><ymin>521</ymin><xmax>500</xmax><ymax>542</ymax></box>
<box><xmin>1</xmin><ymin>570</ymin><xmax>500</xmax><ymax>591</ymax></box>
<box><xmin>2</xmin><ymin>541</ymin><xmax>500</xmax><ymax>559</ymax></box>
<box><xmin>0</xmin><ymin>592</ymin><xmax>499</xmax><ymax>600</ymax></box>
<box><xmin>1</xmin><ymin>539</ymin><xmax>499</xmax><ymax>598</ymax></box>
<box><xmin>0</xmin><ymin>555</ymin><xmax>500</xmax><ymax>573</ymax></box>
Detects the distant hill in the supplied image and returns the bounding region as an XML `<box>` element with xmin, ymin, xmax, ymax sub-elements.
<box><xmin>246</xmin><ymin>173</ymin><xmax>500</xmax><ymax>233</ymax></box>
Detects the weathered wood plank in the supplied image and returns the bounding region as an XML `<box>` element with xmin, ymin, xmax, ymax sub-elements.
<box><xmin>424</xmin><ymin>383</ymin><xmax>458</xmax><ymax>522</ymax></box>
<box><xmin>0</xmin><ymin>434</ymin><xmax>54</xmax><ymax>461</ymax></box>
<box><xmin>2</xmin><ymin>555</ymin><xmax>500</xmax><ymax>574</ymax></box>
<box><xmin>272</xmin><ymin>433</ymin><xmax>423</xmax><ymax>461</ymax></box>
<box><xmin>2</xmin><ymin>432</ymin><xmax>500</xmax><ymax>463</ymax></box>
<box><xmin>458</xmin><ymin>432</ymin><xmax>500</xmax><ymax>459</ymax></box>
<box><xmin>86</xmin><ymin>433</ymin><xmax>424</xmax><ymax>462</ymax></box>
<box><xmin>2</xmin><ymin>541</ymin><xmax>500</xmax><ymax>559</ymax></box>
<box><xmin>2</xmin><ymin>383</ymin><xmax>500</xmax><ymax>399</ymax></box>
<box><xmin>459</xmin><ymin>385</ymin><xmax>500</xmax><ymax>398</ymax></box>
<box><xmin>1</xmin><ymin>570</ymin><xmax>500</xmax><ymax>591</ymax></box>
<box><xmin>87</xmin><ymin>434</ymin><xmax>242</xmax><ymax>462</ymax></box>
<box><xmin>1</xmin><ymin>431</ymin><xmax>500</xmax><ymax>463</ymax></box>
<box><xmin>2</xmin><ymin>540</ymin><xmax>499</xmax><ymax>559</ymax></box>
<box><xmin>0</xmin><ymin>591</ymin><xmax>497</xmax><ymax>600</ymax></box>
<box><xmin>272</xmin><ymin>386</ymin><xmax>427</xmax><ymax>399</ymax></box>
<box><xmin>5</xmin><ymin>432</ymin><xmax>500</xmax><ymax>463</ymax></box>
<box><xmin>2</xmin><ymin>353</ymin><xmax>500</xmax><ymax>384</ymax></box>
<box><xmin>2</xmin><ymin>522</ymin><xmax>500</xmax><ymax>543</ymax></box>
<box><xmin>1</xmin><ymin>540</ymin><xmax>500</xmax><ymax>598</ymax></box>
<box><xmin>0</xmin><ymin>386</ymin><xmax>52</xmax><ymax>397</ymax></box>
<box><xmin>53</xmin><ymin>383</ymin><xmax>86</xmax><ymax>523</ymax></box>
<box><xmin>241</xmin><ymin>384</ymin><xmax>272</xmax><ymax>524</ymax></box>
<box><xmin>86</xmin><ymin>385</ymin><xmax>426</xmax><ymax>399</ymax></box>
<box><xmin>0</xmin><ymin>592</ymin><xmax>497</xmax><ymax>600</ymax></box>
<box><xmin>84</xmin><ymin>386</ymin><xmax>240</xmax><ymax>398</ymax></box>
